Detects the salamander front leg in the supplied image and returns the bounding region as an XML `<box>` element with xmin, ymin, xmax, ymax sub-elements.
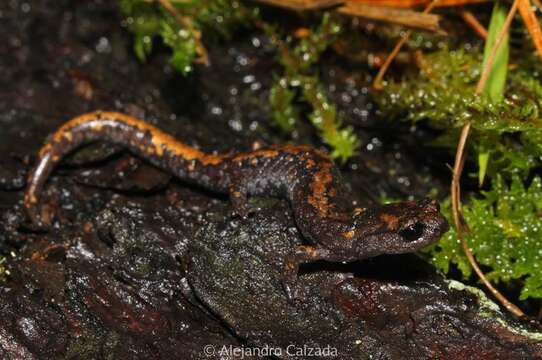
<box><xmin>282</xmin><ymin>245</ymin><xmax>333</xmax><ymax>302</ymax></box>
<box><xmin>229</xmin><ymin>185</ymin><xmax>251</xmax><ymax>219</ymax></box>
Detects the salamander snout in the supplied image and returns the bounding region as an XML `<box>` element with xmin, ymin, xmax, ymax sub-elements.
<box><xmin>350</xmin><ymin>198</ymin><xmax>449</xmax><ymax>258</ymax></box>
<box><xmin>392</xmin><ymin>199</ymin><xmax>449</xmax><ymax>251</ymax></box>
<box><xmin>398</xmin><ymin>215</ymin><xmax>448</xmax><ymax>247</ymax></box>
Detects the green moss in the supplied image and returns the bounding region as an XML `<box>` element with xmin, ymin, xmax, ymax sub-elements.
<box><xmin>302</xmin><ymin>76</ymin><xmax>359</xmax><ymax>162</ymax></box>
<box><xmin>428</xmin><ymin>176</ymin><xmax>542</xmax><ymax>300</ymax></box>
<box><xmin>270</xmin><ymin>78</ymin><xmax>299</xmax><ymax>132</ymax></box>
<box><xmin>374</xmin><ymin>26</ymin><xmax>542</xmax><ymax>306</ymax></box>
<box><xmin>375</xmin><ymin>42</ymin><xmax>542</xmax><ymax>301</ymax></box>
<box><xmin>266</xmin><ymin>14</ymin><xmax>359</xmax><ymax>162</ymax></box>
<box><xmin>376</xmin><ymin>48</ymin><xmax>542</xmax><ymax>177</ymax></box>
<box><xmin>120</xmin><ymin>0</ymin><xmax>255</xmax><ymax>74</ymax></box>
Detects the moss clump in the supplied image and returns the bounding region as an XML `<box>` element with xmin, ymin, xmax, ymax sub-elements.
<box><xmin>376</xmin><ymin>48</ymin><xmax>542</xmax><ymax>177</ymax></box>
<box><xmin>267</xmin><ymin>14</ymin><xmax>359</xmax><ymax>162</ymax></box>
<box><xmin>120</xmin><ymin>0</ymin><xmax>255</xmax><ymax>74</ymax></box>
<box><xmin>430</xmin><ymin>176</ymin><xmax>542</xmax><ymax>300</ymax></box>
<box><xmin>375</xmin><ymin>43</ymin><xmax>542</xmax><ymax>302</ymax></box>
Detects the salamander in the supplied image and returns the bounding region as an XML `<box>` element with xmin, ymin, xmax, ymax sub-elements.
<box><xmin>24</xmin><ymin>111</ymin><xmax>449</xmax><ymax>300</ymax></box>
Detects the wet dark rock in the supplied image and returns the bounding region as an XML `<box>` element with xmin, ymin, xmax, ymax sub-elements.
<box><xmin>0</xmin><ymin>156</ymin><xmax>26</xmax><ymax>191</ymax></box>
<box><xmin>0</xmin><ymin>0</ymin><xmax>541</xmax><ymax>359</ymax></box>
<box><xmin>188</xmin><ymin>200</ymin><xmax>542</xmax><ymax>359</ymax></box>
<box><xmin>1</xmin><ymin>198</ymin><xmax>257</xmax><ymax>359</ymax></box>
<box><xmin>0</xmin><ymin>287</ymin><xmax>67</xmax><ymax>360</ymax></box>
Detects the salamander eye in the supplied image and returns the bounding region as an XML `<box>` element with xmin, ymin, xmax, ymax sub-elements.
<box><xmin>399</xmin><ymin>222</ymin><xmax>425</xmax><ymax>242</ymax></box>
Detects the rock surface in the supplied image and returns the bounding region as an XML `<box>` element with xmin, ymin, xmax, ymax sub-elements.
<box><xmin>0</xmin><ymin>1</ymin><xmax>541</xmax><ymax>359</ymax></box>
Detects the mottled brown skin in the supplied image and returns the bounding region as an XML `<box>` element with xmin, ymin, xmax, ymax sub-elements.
<box><xmin>24</xmin><ymin>111</ymin><xmax>449</xmax><ymax>300</ymax></box>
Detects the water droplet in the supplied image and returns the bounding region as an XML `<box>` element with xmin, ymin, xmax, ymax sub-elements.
<box><xmin>243</xmin><ymin>74</ymin><xmax>255</xmax><ymax>84</ymax></box>
<box><xmin>211</xmin><ymin>106</ymin><xmax>223</xmax><ymax>116</ymax></box>
<box><xmin>95</xmin><ymin>37</ymin><xmax>111</xmax><ymax>54</ymax></box>
<box><xmin>250</xmin><ymin>82</ymin><xmax>261</xmax><ymax>91</ymax></box>
<box><xmin>229</xmin><ymin>119</ymin><xmax>243</xmax><ymax>132</ymax></box>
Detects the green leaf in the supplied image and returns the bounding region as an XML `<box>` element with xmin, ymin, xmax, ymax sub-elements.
<box><xmin>481</xmin><ymin>1</ymin><xmax>509</xmax><ymax>102</ymax></box>
<box><xmin>478</xmin><ymin>150</ymin><xmax>490</xmax><ymax>187</ymax></box>
<box><xmin>134</xmin><ymin>34</ymin><xmax>153</xmax><ymax>61</ymax></box>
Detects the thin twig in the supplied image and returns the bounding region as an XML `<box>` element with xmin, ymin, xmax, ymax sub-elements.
<box><xmin>253</xmin><ymin>0</ymin><xmax>343</xmax><ymax>11</ymax></box>
<box><xmin>451</xmin><ymin>124</ymin><xmax>470</xmax><ymax>231</ymax></box>
<box><xmin>475</xmin><ymin>0</ymin><xmax>519</xmax><ymax>95</ymax></box>
<box><xmin>340</xmin><ymin>0</ymin><xmax>486</xmax><ymax>7</ymax></box>
<box><xmin>452</xmin><ymin>0</ymin><xmax>524</xmax><ymax>317</ymax></box>
<box><xmin>157</xmin><ymin>0</ymin><xmax>209</xmax><ymax>65</ymax></box>
<box><xmin>460</xmin><ymin>9</ymin><xmax>488</xmax><ymax>39</ymax></box>
<box><xmin>372</xmin><ymin>32</ymin><xmax>412</xmax><ymax>90</ymax></box>
<box><xmin>451</xmin><ymin>124</ymin><xmax>525</xmax><ymax>317</ymax></box>
<box><xmin>372</xmin><ymin>0</ymin><xmax>440</xmax><ymax>90</ymax></box>
<box><xmin>518</xmin><ymin>0</ymin><xmax>542</xmax><ymax>58</ymax></box>
<box><xmin>338</xmin><ymin>3</ymin><xmax>442</xmax><ymax>32</ymax></box>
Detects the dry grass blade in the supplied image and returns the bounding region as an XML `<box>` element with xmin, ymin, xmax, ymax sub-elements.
<box><xmin>450</xmin><ymin>124</ymin><xmax>469</xmax><ymax>235</ymax></box>
<box><xmin>338</xmin><ymin>4</ymin><xmax>442</xmax><ymax>32</ymax></box>
<box><xmin>253</xmin><ymin>0</ymin><xmax>344</xmax><ymax>11</ymax></box>
<box><xmin>518</xmin><ymin>0</ymin><xmax>542</xmax><ymax>58</ymax></box>
<box><xmin>372</xmin><ymin>32</ymin><xmax>412</xmax><ymax>90</ymax></box>
<box><xmin>346</xmin><ymin>0</ymin><xmax>487</xmax><ymax>7</ymax></box>
<box><xmin>372</xmin><ymin>0</ymin><xmax>440</xmax><ymax>90</ymax></box>
<box><xmin>460</xmin><ymin>9</ymin><xmax>488</xmax><ymax>38</ymax></box>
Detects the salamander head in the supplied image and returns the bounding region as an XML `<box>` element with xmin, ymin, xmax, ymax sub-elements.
<box><xmin>345</xmin><ymin>198</ymin><xmax>449</xmax><ymax>259</ymax></box>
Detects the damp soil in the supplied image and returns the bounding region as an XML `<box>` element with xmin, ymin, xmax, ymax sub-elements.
<box><xmin>0</xmin><ymin>1</ymin><xmax>541</xmax><ymax>359</ymax></box>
